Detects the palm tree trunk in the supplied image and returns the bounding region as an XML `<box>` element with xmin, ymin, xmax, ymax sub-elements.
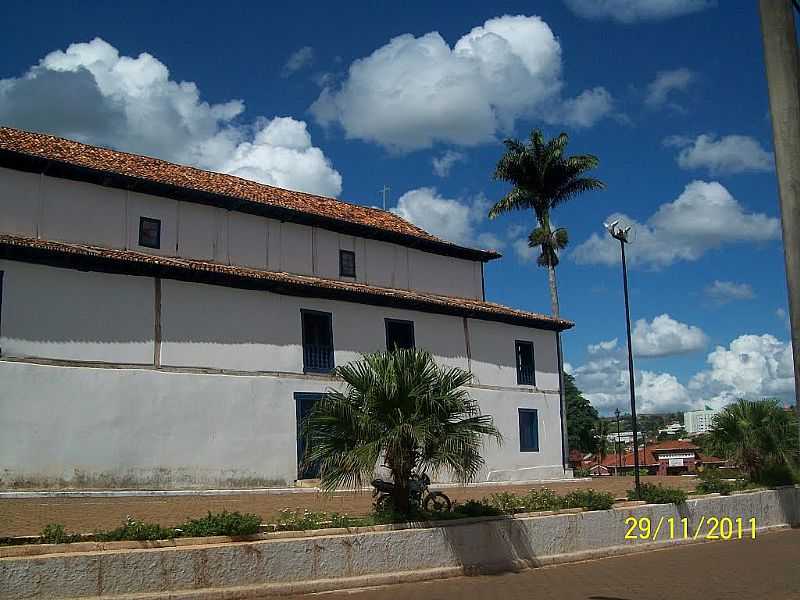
<box><xmin>547</xmin><ymin>264</ymin><xmax>560</xmax><ymax>317</ymax></box>
<box><xmin>548</xmin><ymin>263</ymin><xmax>570</xmax><ymax>474</ymax></box>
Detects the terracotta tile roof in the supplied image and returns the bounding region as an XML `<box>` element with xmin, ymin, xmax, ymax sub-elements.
<box><xmin>0</xmin><ymin>234</ymin><xmax>573</xmax><ymax>331</ymax></box>
<box><xmin>0</xmin><ymin>126</ymin><xmax>500</xmax><ymax>261</ymax></box>
<box><xmin>599</xmin><ymin>440</ymin><xmax>723</xmax><ymax>468</ymax></box>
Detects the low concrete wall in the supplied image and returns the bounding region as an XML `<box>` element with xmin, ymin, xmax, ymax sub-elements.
<box><xmin>1</xmin><ymin>488</ymin><xmax>797</xmax><ymax>599</ymax></box>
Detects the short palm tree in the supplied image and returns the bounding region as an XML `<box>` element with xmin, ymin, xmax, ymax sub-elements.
<box><xmin>489</xmin><ymin>129</ymin><xmax>604</xmax><ymax>467</ymax></box>
<box><xmin>707</xmin><ymin>399</ymin><xmax>799</xmax><ymax>483</ymax></box>
<box><xmin>301</xmin><ymin>349</ymin><xmax>501</xmax><ymax>514</ymax></box>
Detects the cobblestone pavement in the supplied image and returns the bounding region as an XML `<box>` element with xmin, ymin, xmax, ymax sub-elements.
<box><xmin>0</xmin><ymin>475</ymin><xmax>698</xmax><ymax>536</ymax></box>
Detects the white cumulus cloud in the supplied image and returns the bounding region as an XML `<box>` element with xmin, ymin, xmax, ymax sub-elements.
<box><xmin>572</xmin><ymin>180</ymin><xmax>780</xmax><ymax>268</ymax></box>
<box><xmin>665</xmin><ymin>133</ymin><xmax>774</xmax><ymax>175</ymax></box>
<box><xmin>0</xmin><ymin>38</ymin><xmax>342</xmax><ymax>196</ymax></box>
<box><xmin>570</xmin><ymin>332</ymin><xmax>794</xmax><ymax>415</ymax></box>
<box><xmin>632</xmin><ymin>314</ymin><xmax>708</xmax><ymax>357</ymax></box>
<box><xmin>563</xmin><ymin>0</ymin><xmax>716</xmax><ymax>23</ymax></box>
<box><xmin>570</xmin><ymin>354</ymin><xmax>693</xmax><ymax>415</ymax></box>
<box><xmin>311</xmin><ymin>15</ymin><xmax>612</xmax><ymax>151</ymax></box>
<box><xmin>390</xmin><ymin>188</ymin><xmax>499</xmax><ymax>248</ymax></box>
<box><xmin>432</xmin><ymin>150</ymin><xmax>466</xmax><ymax>177</ymax></box>
<box><xmin>645</xmin><ymin>68</ymin><xmax>695</xmax><ymax>109</ymax></box>
<box><xmin>689</xmin><ymin>334</ymin><xmax>795</xmax><ymax>407</ymax></box>
<box><xmin>553</xmin><ymin>86</ymin><xmax>615</xmax><ymax>127</ymax></box>
<box><xmin>705</xmin><ymin>280</ymin><xmax>755</xmax><ymax>304</ymax></box>
<box><xmin>282</xmin><ymin>46</ymin><xmax>315</xmax><ymax>77</ymax></box>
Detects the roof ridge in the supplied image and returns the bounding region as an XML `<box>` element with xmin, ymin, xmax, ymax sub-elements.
<box><xmin>0</xmin><ymin>126</ymin><xmax>501</xmax><ymax>261</ymax></box>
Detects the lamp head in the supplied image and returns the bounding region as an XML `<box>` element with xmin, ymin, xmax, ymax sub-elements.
<box><xmin>605</xmin><ymin>220</ymin><xmax>631</xmax><ymax>243</ymax></box>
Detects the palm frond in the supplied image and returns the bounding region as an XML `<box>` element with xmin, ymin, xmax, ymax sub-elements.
<box><xmin>301</xmin><ymin>349</ymin><xmax>502</xmax><ymax>498</ymax></box>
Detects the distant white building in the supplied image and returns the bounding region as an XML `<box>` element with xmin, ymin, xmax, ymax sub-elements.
<box><xmin>684</xmin><ymin>407</ymin><xmax>720</xmax><ymax>434</ymax></box>
<box><xmin>606</xmin><ymin>431</ymin><xmax>637</xmax><ymax>445</ymax></box>
<box><xmin>659</xmin><ymin>422</ymin><xmax>685</xmax><ymax>436</ymax></box>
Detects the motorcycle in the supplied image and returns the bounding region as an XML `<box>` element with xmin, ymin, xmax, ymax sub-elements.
<box><xmin>371</xmin><ymin>472</ymin><xmax>452</xmax><ymax>513</ymax></box>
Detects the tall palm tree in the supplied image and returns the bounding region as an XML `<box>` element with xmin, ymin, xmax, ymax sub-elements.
<box><xmin>489</xmin><ymin>129</ymin><xmax>604</xmax><ymax>469</ymax></box>
<box><xmin>301</xmin><ymin>349</ymin><xmax>501</xmax><ymax>514</ymax></box>
<box><xmin>489</xmin><ymin>130</ymin><xmax>605</xmax><ymax>317</ymax></box>
<box><xmin>707</xmin><ymin>399</ymin><xmax>798</xmax><ymax>483</ymax></box>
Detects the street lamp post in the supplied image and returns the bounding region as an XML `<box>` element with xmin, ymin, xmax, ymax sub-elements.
<box><xmin>615</xmin><ymin>407</ymin><xmax>622</xmax><ymax>475</ymax></box>
<box><xmin>606</xmin><ymin>221</ymin><xmax>642</xmax><ymax>499</ymax></box>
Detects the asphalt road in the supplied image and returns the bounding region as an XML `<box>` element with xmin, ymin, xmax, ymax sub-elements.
<box><xmin>287</xmin><ymin>528</ymin><xmax>800</xmax><ymax>600</ymax></box>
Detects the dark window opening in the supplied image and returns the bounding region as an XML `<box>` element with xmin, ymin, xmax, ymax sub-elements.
<box><xmin>138</xmin><ymin>217</ymin><xmax>161</xmax><ymax>249</ymax></box>
<box><xmin>385</xmin><ymin>319</ymin><xmax>415</xmax><ymax>351</ymax></box>
<box><xmin>296</xmin><ymin>392</ymin><xmax>324</xmax><ymax>480</ymax></box>
<box><xmin>302</xmin><ymin>310</ymin><xmax>334</xmax><ymax>373</ymax></box>
<box><xmin>519</xmin><ymin>408</ymin><xmax>539</xmax><ymax>452</ymax></box>
<box><xmin>339</xmin><ymin>250</ymin><xmax>356</xmax><ymax>277</ymax></box>
<box><xmin>515</xmin><ymin>340</ymin><xmax>535</xmax><ymax>386</ymax></box>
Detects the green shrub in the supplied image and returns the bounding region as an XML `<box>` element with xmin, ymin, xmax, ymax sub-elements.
<box><xmin>573</xmin><ymin>467</ymin><xmax>591</xmax><ymax>478</ymax></box>
<box><xmin>452</xmin><ymin>499</ymin><xmax>503</xmax><ymax>518</ymax></box>
<box><xmin>696</xmin><ymin>468</ymin><xmax>737</xmax><ymax>495</ymax></box>
<box><xmin>40</xmin><ymin>523</ymin><xmax>81</xmax><ymax>544</ymax></box>
<box><xmin>486</xmin><ymin>491</ymin><xmax>526</xmax><ymax>514</ymax></box>
<box><xmin>177</xmin><ymin>511</ymin><xmax>262</xmax><ymax>537</ymax></box>
<box><xmin>94</xmin><ymin>517</ymin><xmax>176</xmax><ymax>542</ymax></box>
<box><xmin>520</xmin><ymin>488</ymin><xmax>563</xmax><ymax>512</ymax></box>
<box><xmin>561</xmin><ymin>489</ymin><xmax>615</xmax><ymax>511</ymax></box>
<box><xmin>629</xmin><ymin>483</ymin><xmax>688</xmax><ymax>505</ymax></box>
<box><xmin>756</xmin><ymin>462</ymin><xmax>799</xmax><ymax>487</ymax></box>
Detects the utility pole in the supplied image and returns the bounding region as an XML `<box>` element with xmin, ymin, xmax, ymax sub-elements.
<box><xmin>615</xmin><ymin>408</ymin><xmax>622</xmax><ymax>476</ymax></box>
<box><xmin>759</xmin><ymin>0</ymin><xmax>800</xmax><ymax>441</ymax></box>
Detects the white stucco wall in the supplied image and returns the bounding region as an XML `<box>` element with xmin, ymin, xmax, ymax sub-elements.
<box><xmin>468</xmin><ymin>319</ymin><xmax>559</xmax><ymax>391</ymax></box>
<box><xmin>41</xmin><ymin>176</ymin><xmax>127</xmax><ymax>248</ymax></box>
<box><xmin>0</xmin><ymin>168</ymin><xmax>485</xmax><ymax>299</ymax></box>
<box><xmin>0</xmin><ymin>166</ymin><xmax>39</xmax><ymax>237</ymax></box>
<box><xmin>0</xmin><ymin>259</ymin><xmax>565</xmax><ymax>488</ymax></box>
<box><xmin>159</xmin><ymin>280</ymin><xmax>472</xmax><ymax>374</ymax></box>
<box><xmin>0</xmin><ymin>260</ymin><xmax>556</xmax><ymax>387</ymax></box>
<box><xmin>0</xmin><ymin>360</ymin><xmax>563</xmax><ymax>487</ymax></box>
<box><xmin>0</xmin><ymin>260</ymin><xmax>154</xmax><ymax>364</ymax></box>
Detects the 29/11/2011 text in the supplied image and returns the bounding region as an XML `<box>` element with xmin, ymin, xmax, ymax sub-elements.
<box><xmin>624</xmin><ymin>516</ymin><xmax>757</xmax><ymax>541</ymax></box>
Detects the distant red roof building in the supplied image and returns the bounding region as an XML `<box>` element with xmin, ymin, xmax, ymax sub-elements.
<box><xmin>599</xmin><ymin>440</ymin><xmax>724</xmax><ymax>475</ymax></box>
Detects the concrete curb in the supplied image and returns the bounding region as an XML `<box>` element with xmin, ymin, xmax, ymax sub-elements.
<box><xmin>0</xmin><ymin>477</ymin><xmax>590</xmax><ymax>499</ymax></box>
<box><xmin>1</xmin><ymin>488</ymin><xmax>797</xmax><ymax>599</ymax></box>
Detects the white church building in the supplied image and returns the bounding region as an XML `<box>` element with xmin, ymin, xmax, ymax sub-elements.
<box><xmin>0</xmin><ymin>126</ymin><xmax>574</xmax><ymax>489</ymax></box>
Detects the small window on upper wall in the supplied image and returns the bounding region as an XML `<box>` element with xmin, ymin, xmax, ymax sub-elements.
<box><xmin>518</xmin><ymin>408</ymin><xmax>539</xmax><ymax>452</ymax></box>
<box><xmin>385</xmin><ymin>319</ymin><xmax>415</xmax><ymax>351</ymax></box>
<box><xmin>339</xmin><ymin>250</ymin><xmax>356</xmax><ymax>277</ymax></box>
<box><xmin>138</xmin><ymin>217</ymin><xmax>161</xmax><ymax>249</ymax></box>
<box><xmin>515</xmin><ymin>340</ymin><xmax>535</xmax><ymax>386</ymax></box>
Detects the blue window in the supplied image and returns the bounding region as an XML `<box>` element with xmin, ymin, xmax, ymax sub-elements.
<box><xmin>138</xmin><ymin>216</ymin><xmax>161</xmax><ymax>249</ymax></box>
<box><xmin>339</xmin><ymin>250</ymin><xmax>356</xmax><ymax>277</ymax></box>
<box><xmin>301</xmin><ymin>309</ymin><xmax>334</xmax><ymax>373</ymax></box>
<box><xmin>385</xmin><ymin>318</ymin><xmax>415</xmax><ymax>351</ymax></box>
<box><xmin>515</xmin><ymin>340</ymin><xmax>535</xmax><ymax>386</ymax></box>
<box><xmin>518</xmin><ymin>408</ymin><xmax>539</xmax><ymax>452</ymax></box>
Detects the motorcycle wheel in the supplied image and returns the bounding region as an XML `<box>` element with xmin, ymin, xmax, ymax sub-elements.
<box><xmin>423</xmin><ymin>492</ymin><xmax>451</xmax><ymax>513</ymax></box>
<box><xmin>374</xmin><ymin>494</ymin><xmax>394</xmax><ymax>512</ymax></box>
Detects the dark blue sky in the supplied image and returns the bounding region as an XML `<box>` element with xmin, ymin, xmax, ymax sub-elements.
<box><xmin>0</xmin><ymin>0</ymin><xmax>793</xmax><ymax>413</ymax></box>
